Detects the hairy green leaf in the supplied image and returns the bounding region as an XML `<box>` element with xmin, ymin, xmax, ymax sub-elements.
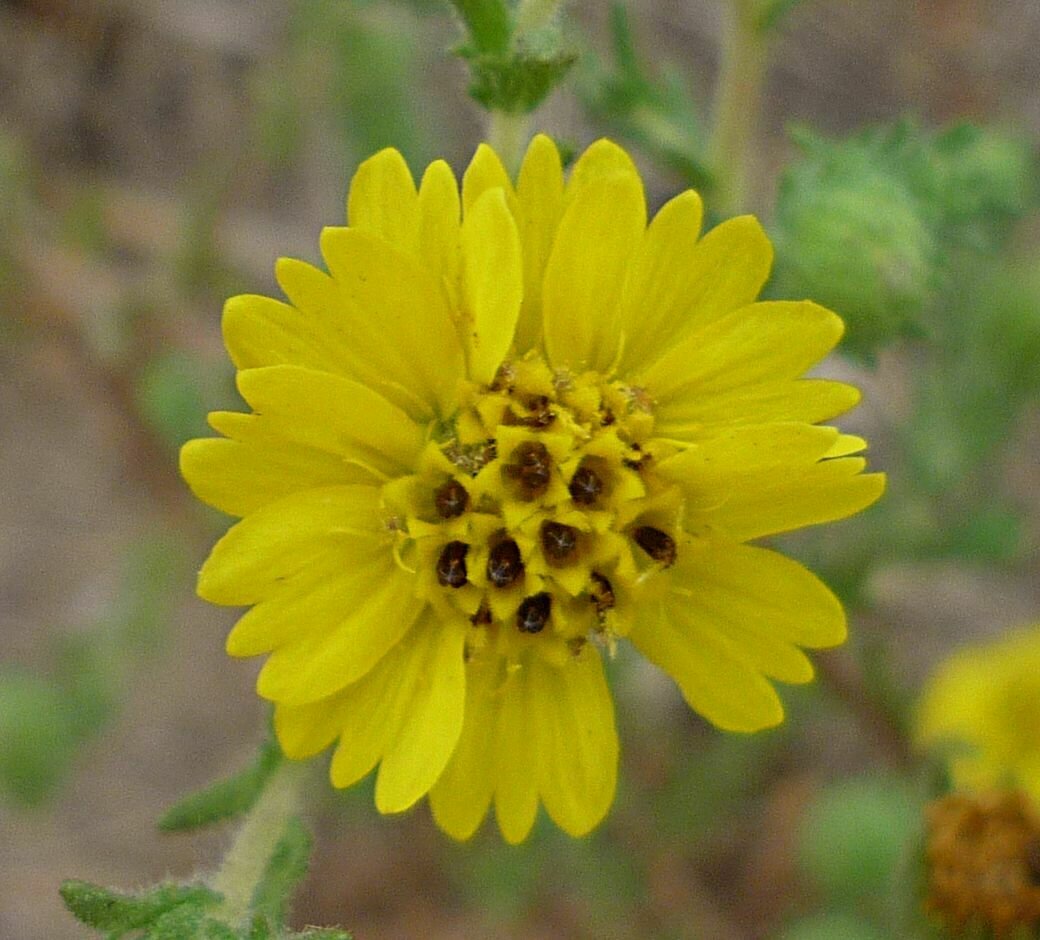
<box><xmin>462</xmin><ymin>45</ymin><xmax>577</xmax><ymax>114</ymax></box>
<box><xmin>59</xmin><ymin>880</ymin><xmax>218</xmax><ymax>935</ymax></box>
<box><xmin>159</xmin><ymin>739</ymin><xmax>283</xmax><ymax>833</ymax></box>
<box><xmin>146</xmin><ymin>904</ymin><xmax>237</xmax><ymax>940</ymax></box>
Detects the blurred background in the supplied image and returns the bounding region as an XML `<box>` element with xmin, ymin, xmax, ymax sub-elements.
<box><xmin>2</xmin><ymin>1</ymin><xmax>1039</xmax><ymax>937</ymax></box>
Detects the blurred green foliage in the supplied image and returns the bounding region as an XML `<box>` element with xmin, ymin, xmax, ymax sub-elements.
<box><xmin>259</xmin><ymin>0</ymin><xmax>436</xmax><ymax>171</ymax></box>
<box><xmin>136</xmin><ymin>351</ymin><xmax>228</xmax><ymax>452</ymax></box>
<box><xmin>797</xmin><ymin>775</ymin><xmax>922</xmax><ymax>908</ymax></box>
<box><xmin>772</xmin><ymin>122</ymin><xmax>1038</xmax><ymax>360</ymax></box>
<box><xmin>580</xmin><ymin>4</ymin><xmax>712</xmax><ymax>190</ymax></box>
<box><xmin>778</xmin><ymin>913</ymin><xmax>889</xmax><ymax>940</ymax></box>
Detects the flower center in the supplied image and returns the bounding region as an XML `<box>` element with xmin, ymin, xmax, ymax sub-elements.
<box><xmin>383</xmin><ymin>354</ymin><xmax>683</xmax><ymax>665</ymax></box>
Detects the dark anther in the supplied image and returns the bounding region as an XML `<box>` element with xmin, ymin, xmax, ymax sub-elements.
<box><xmin>522</xmin><ymin>395</ymin><xmax>555</xmax><ymax>429</ymax></box>
<box><xmin>568</xmin><ymin>463</ymin><xmax>604</xmax><ymax>506</ymax></box>
<box><xmin>517</xmin><ymin>592</ymin><xmax>552</xmax><ymax>633</ymax></box>
<box><xmin>436</xmin><ymin>541</ymin><xmax>469</xmax><ymax>588</ymax></box>
<box><xmin>541</xmin><ymin>521</ymin><xmax>579</xmax><ymax>562</ymax></box>
<box><xmin>433</xmin><ymin>479</ymin><xmax>469</xmax><ymax>518</ymax></box>
<box><xmin>1025</xmin><ymin>838</ymin><xmax>1040</xmax><ymax>886</ymax></box>
<box><xmin>589</xmin><ymin>572</ymin><xmax>615</xmax><ymax>616</ymax></box>
<box><xmin>487</xmin><ymin>538</ymin><xmax>524</xmax><ymax>588</ymax></box>
<box><xmin>632</xmin><ymin>526</ymin><xmax>677</xmax><ymax>567</ymax></box>
<box><xmin>504</xmin><ymin>441</ymin><xmax>552</xmax><ymax>499</ymax></box>
<box><xmin>600</xmin><ymin>409</ymin><xmax>616</xmax><ymax>427</ymax></box>
<box><xmin>503</xmin><ymin>395</ymin><xmax>555</xmax><ymax>429</ymax></box>
<box><xmin>470</xmin><ymin>603</ymin><xmax>492</xmax><ymax>626</ymax></box>
<box><xmin>623</xmin><ymin>443</ymin><xmax>651</xmax><ymax>472</ymax></box>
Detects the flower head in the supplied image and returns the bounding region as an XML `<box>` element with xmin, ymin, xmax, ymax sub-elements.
<box><xmin>181</xmin><ymin>136</ymin><xmax>884</xmax><ymax>842</ymax></box>
<box><xmin>917</xmin><ymin>624</ymin><xmax>1040</xmax><ymax>804</ymax></box>
<box><xmin>925</xmin><ymin>791</ymin><xmax>1040</xmax><ymax>938</ymax></box>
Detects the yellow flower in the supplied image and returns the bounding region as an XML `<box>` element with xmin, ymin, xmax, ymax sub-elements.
<box><xmin>917</xmin><ymin>625</ymin><xmax>1040</xmax><ymax>803</ymax></box>
<box><xmin>181</xmin><ymin>136</ymin><xmax>884</xmax><ymax>843</ymax></box>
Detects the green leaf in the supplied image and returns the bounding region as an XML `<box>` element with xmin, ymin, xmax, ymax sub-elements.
<box><xmin>448</xmin><ymin>0</ymin><xmax>512</xmax><ymax>55</ymax></box>
<box><xmin>59</xmin><ymin>880</ymin><xmax>218</xmax><ymax>935</ymax></box>
<box><xmin>462</xmin><ymin>45</ymin><xmax>578</xmax><ymax>114</ymax></box>
<box><xmin>159</xmin><ymin>739</ymin><xmax>283</xmax><ymax>833</ymax></box>
<box><xmin>146</xmin><ymin>905</ymin><xmax>237</xmax><ymax>940</ymax></box>
<box><xmin>249</xmin><ymin>817</ymin><xmax>313</xmax><ymax>927</ymax></box>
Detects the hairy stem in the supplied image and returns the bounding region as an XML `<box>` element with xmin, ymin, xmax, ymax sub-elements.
<box><xmin>487</xmin><ymin>109</ymin><xmax>530</xmax><ymax>175</ymax></box>
<box><xmin>708</xmin><ymin>0</ymin><xmax>768</xmax><ymax>214</ymax></box>
<box><xmin>514</xmin><ymin>0</ymin><xmax>561</xmax><ymax>35</ymax></box>
<box><xmin>209</xmin><ymin>759</ymin><xmax>311</xmax><ymax>928</ymax></box>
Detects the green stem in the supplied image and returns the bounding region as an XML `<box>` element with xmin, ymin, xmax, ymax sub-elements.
<box><xmin>209</xmin><ymin>759</ymin><xmax>311</xmax><ymax>928</ymax></box>
<box><xmin>708</xmin><ymin>0</ymin><xmax>768</xmax><ymax>215</ymax></box>
<box><xmin>514</xmin><ymin>0</ymin><xmax>561</xmax><ymax>35</ymax></box>
<box><xmin>487</xmin><ymin>109</ymin><xmax>530</xmax><ymax>175</ymax></box>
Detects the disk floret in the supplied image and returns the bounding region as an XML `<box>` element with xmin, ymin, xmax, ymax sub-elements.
<box><xmin>382</xmin><ymin>354</ymin><xmax>683</xmax><ymax>664</ymax></box>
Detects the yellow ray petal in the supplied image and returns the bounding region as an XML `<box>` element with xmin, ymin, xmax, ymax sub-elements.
<box><xmin>418</xmin><ymin>159</ymin><xmax>462</xmax><ymax>299</ymax></box>
<box><xmin>462</xmin><ymin>143</ymin><xmax>517</xmax><ymax>216</ymax></box>
<box><xmin>274</xmin><ymin>697</ymin><xmax>346</xmax><ymax>760</ymax></box>
<box><xmin>494</xmin><ymin>662</ymin><xmax>541</xmax><ymax>844</ymax></box>
<box><xmin>666</xmin><ymin>587</ymin><xmax>816</xmax><ymax>685</ymax></box>
<box><xmin>374</xmin><ymin>612</ymin><xmax>466</xmax><ymax>814</ymax></box>
<box><xmin>461</xmin><ymin>188</ymin><xmax>523</xmax><ymax>384</ymax></box>
<box><xmin>225</xmin><ymin>551</ymin><xmax>373</xmax><ymax>657</ymax></box>
<box><xmin>639</xmin><ymin>300</ymin><xmax>844</xmax><ymax>404</ymax></box>
<box><xmin>236</xmin><ymin>365</ymin><xmax>424</xmax><ymax>477</ymax></box>
<box><xmin>658</xmin><ymin>423</ymin><xmax>840</xmax><ymax>501</ymax></box>
<box><xmin>542</xmin><ymin>173</ymin><xmax>646</xmax><ymax>373</ymax></box>
<box><xmin>274</xmin><ymin>257</ymin><xmax>433</xmax><ymax>420</ymax></box>
<box><xmin>696</xmin><ymin>460</ymin><xmax>886</xmax><ymax>542</ymax></box>
<box><xmin>531</xmin><ymin>645</ymin><xmax>618</xmax><ymax>837</ymax></box>
<box><xmin>347</xmin><ymin>148</ymin><xmax>420</xmax><ymax>256</ymax></box>
<box><xmin>321</xmin><ymin>612</ymin><xmax>465</xmax><ymax>811</ymax></box>
<box><xmin>514</xmin><ymin>133</ymin><xmax>565</xmax><ymax>353</ymax></box>
<box><xmin>825</xmin><ymin>433</ymin><xmax>868</xmax><ymax>458</ymax></box>
<box><xmin>320</xmin><ymin>227</ymin><xmax>466</xmax><ymax>417</ymax></box>
<box><xmin>655</xmin><ymin>378</ymin><xmax>862</xmax><ymax>437</ymax></box>
<box><xmin>222</xmin><ymin>294</ymin><xmax>344</xmax><ymax>374</ymax></box>
<box><xmin>662</xmin><ymin>214</ymin><xmax>769</xmax><ymax>333</ymax></box>
<box><xmin>565</xmin><ymin>138</ymin><xmax>640</xmax><ymax>205</ymax></box>
<box><xmin>180</xmin><ymin>436</ymin><xmax>371</xmax><ymax>518</ymax></box>
<box><xmin>615</xmin><ymin>189</ymin><xmax>704</xmax><ymax>370</ymax></box>
<box><xmin>197</xmin><ymin>484</ymin><xmax>384</xmax><ymax>605</ymax></box>
<box><xmin>675</xmin><ymin>539</ymin><xmax>847</xmax><ymax>649</ymax></box>
<box><xmin>429</xmin><ymin>655</ymin><xmax>499</xmax><ymax>841</ymax></box>
<box><xmin>630</xmin><ymin>597</ymin><xmax>786</xmax><ymax>732</ymax></box>
<box><xmin>659</xmin><ymin>423</ymin><xmax>883</xmax><ymax>538</ymax></box>
<box><xmin>256</xmin><ymin>563</ymin><xmax>424</xmax><ymax>704</ymax></box>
